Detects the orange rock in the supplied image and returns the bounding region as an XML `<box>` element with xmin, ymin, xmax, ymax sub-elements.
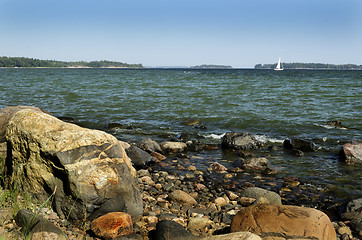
<box><xmin>230</xmin><ymin>204</ymin><xmax>336</xmax><ymax>240</ymax></box>
<box><xmin>91</xmin><ymin>212</ymin><xmax>133</xmax><ymax>240</ymax></box>
<box><xmin>151</xmin><ymin>151</ymin><xmax>166</xmax><ymax>161</ymax></box>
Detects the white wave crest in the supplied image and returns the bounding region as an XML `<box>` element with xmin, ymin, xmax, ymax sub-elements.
<box><xmin>254</xmin><ymin>134</ymin><xmax>284</xmax><ymax>144</ymax></box>
<box><xmin>204</xmin><ymin>133</ymin><xmax>226</xmax><ymax>139</ymax></box>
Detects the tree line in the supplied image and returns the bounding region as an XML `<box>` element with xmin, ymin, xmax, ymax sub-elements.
<box><xmin>254</xmin><ymin>62</ymin><xmax>362</xmax><ymax>70</ymax></box>
<box><xmin>0</xmin><ymin>56</ymin><xmax>143</xmax><ymax>68</ymax></box>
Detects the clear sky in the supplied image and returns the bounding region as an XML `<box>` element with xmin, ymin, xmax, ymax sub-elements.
<box><xmin>0</xmin><ymin>0</ymin><xmax>361</xmax><ymax>68</ymax></box>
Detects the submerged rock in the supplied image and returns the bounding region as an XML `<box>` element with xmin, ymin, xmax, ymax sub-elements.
<box><xmin>283</xmin><ymin>138</ymin><xmax>316</xmax><ymax>152</ymax></box>
<box><xmin>230</xmin><ymin>204</ymin><xmax>336</xmax><ymax>240</ymax></box>
<box><xmin>340</xmin><ymin>142</ymin><xmax>362</xmax><ymax>164</ymax></box>
<box><xmin>326</xmin><ymin>120</ymin><xmax>348</xmax><ymax>129</ymax></box>
<box><xmin>5</xmin><ymin>108</ymin><xmax>143</xmax><ymax>220</ymax></box>
<box><xmin>221</xmin><ymin>132</ymin><xmax>262</xmax><ymax>151</ymax></box>
<box><xmin>238</xmin><ymin>157</ymin><xmax>270</xmax><ymax>171</ymax></box>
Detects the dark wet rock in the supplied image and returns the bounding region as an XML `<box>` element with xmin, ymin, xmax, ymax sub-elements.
<box><xmin>340</xmin><ymin>142</ymin><xmax>362</xmax><ymax>164</ymax></box>
<box><xmin>138</xmin><ymin>138</ymin><xmax>162</xmax><ymax>153</ymax></box>
<box><xmin>56</xmin><ymin>116</ymin><xmax>76</xmax><ymax>123</ymax></box>
<box><xmin>221</xmin><ymin>132</ymin><xmax>262</xmax><ymax>151</ymax></box>
<box><xmin>126</xmin><ymin>145</ymin><xmax>155</xmax><ymax>169</ymax></box>
<box><xmin>340</xmin><ymin>198</ymin><xmax>362</xmax><ymax>232</ymax></box>
<box><xmin>240</xmin><ymin>187</ymin><xmax>282</xmax><ymax>205</ymax></box>
<box><xmin>283</xmin><ymin>138</ymin><xmax>316</xmax><ymax>152</ymax></box>
<box><xmin>326</xmin><ymin>120</ymin><xmax>348</xmax><ymax>129</ymax></box>
<box><xmin>155</xmin><ymin>220</ymin><xmax>198</xmax><ymax>240</ymax></box>
<box><xmin>231</xmin><ymin>204</ymin><xmax>336</xmax><ymax>240</ymax></box>
<box><xmin>107</xmin><ymin>122</ymin><xmax>133</xmax><ymax>130</ymax></box>
<box><xmin>237</xmin><ymin>150</ymin><xmax>256</xmax><ymax>158</ymax></box>
<box><xmin>181</xmin><ymin>119</ymin><xmax>200</xmax><ymax>126</ymax></box>
<box><xmin>15</xmin><ymin>209</ymin><xmax>65</xmax><ymax>239</ymax></box>
<box><xmin>186</xmin><ymin>140</ymin><xmax>205</xmax><ymax>152</ymax></box>
<box><xmin>5</xmin><ymin>108</ymin><xmax>143</xmax><ymax>221</ymax></box>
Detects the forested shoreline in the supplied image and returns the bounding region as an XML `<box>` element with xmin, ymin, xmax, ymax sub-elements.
<box><xmin>254</xmin><ymin>62</ymin><xmax>362</xmax><ymax>70</ymax></box>
<box><xmin>0</xmin><ymin>56</ymin><xmax>143</xmax><ymax>68</ymax></box>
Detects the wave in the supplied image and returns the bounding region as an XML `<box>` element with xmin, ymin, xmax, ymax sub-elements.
<box><xmin>314</xmin><ymin>123</ymin><xmax>348</xmax><ymax>130</ymax></box>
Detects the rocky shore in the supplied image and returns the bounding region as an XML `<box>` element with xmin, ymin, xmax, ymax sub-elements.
<box><xmin>0</xmin><ymin>106</ymin><xmax>361</xmax><ymax>239</ymax></box>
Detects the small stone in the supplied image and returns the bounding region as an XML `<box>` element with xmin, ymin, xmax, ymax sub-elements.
<box><xmin>194</xmin><ymin>183</ymin><xmax>207</xmax><ymax>191</ymax></box>
<box><xmin>151</xmin><ymin>151</ymin><xmax>167</xmax><ymax>161</ymax></box>
<box><xmin>239</xmin><ymin>197</ymin><xmax>256</xmax><ymax>206</ymax></box>
<box><xmin>224</xmin><ymin>173</ymin><xmax>233</xmax><ymax>179</ymax></box>
<box><xmin>142</xmin><ymin>216</ymin><xmax>158</xmax><ymax>226</ymax></box>
<box><xmin>227</xmin><ymin>191</ymin><xmax>239</xmax><ymax>201</ymax></box>
<box><xmin>214</xmin><ymin>197</ymin><xmax>227</xmax><ymax>207</ymax></box>
<box><xmin>188</xmin><ymin>217</ymin><xmax>213</xmax><ymax>231</ymax></box>
<box><xmin>210</xmin><ymin>162</ymin><xmax>228</xmax><ymax>172</ymax></box>
<box><xmin>168</xmin><ymin>190</ymin><xmax>197</xmax><ymax>206</ymax></box>
<box><xmin>155</xmin><ymin>183</ymin><xmax>163</xmax><ymax>190</ymax></box>
<box><xmin>337</xmin><ymin>226</ymin><xmax>352</xmax><ymax>236</ymax></box>
<box><xmin>185</xmin><ymin>173</ymin><xmax>195</xmax><ymax>179</ymax></box>
<box><xmin>140</xmin><ymin>176</ymin><xmax>155</xmax><ymax>186</ymax></box>
<box><xmin>31</xmin><ymin>232</ymin><xmax>62</xmax><ymax>240</ymax></box>
<box><xmin>188</xmin><ymin>165</ymin><xmax>197</xmax><ymax>171</ymax></box>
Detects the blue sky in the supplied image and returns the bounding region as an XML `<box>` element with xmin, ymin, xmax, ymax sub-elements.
<box><xmin>0</xmin><ymin>0</ymin><xmax>361</xmax><ymax>67</ymax></box>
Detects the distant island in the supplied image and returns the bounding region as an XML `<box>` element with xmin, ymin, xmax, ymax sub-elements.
<box><xmin>190</xmin><ymin>64</ymin><xmax>233</xmax><ymax>69</ymax></box>
<box><xmin>0</xmin><ymin>56</ymin><xmax>143</xmax><ymax>68</ymax></box>
<box><xmin>254</xmin><ymin>62</ymin><xmax>362</xmax><ymax>70</ymax></box>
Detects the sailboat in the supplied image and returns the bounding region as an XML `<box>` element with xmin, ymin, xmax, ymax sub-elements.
<box><xmin>274</xmin><ymin>57</ymin><xmax>283</xmax><ymax>71</ymax></box>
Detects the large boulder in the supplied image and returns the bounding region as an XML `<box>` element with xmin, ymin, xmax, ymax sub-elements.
<box><xmin>221</xmin><ymin>132</ymin><xmax>262</xmax><ymax>151</ymax></box>
<box><xmin>4</xmin><ymin>108</ymin><xmax>143</xmax><ymax>220</ymax></box>
<box><xmin>230</xmin><ymin>204</ymin><xmax>336</xmax><ymax>240</ymax></box>
<box><xmin>340</xmin><ymin>143</ymin><xmax>362</xmax><ymax>164</ymax></box>
<box><xmin>0</xmin><ymin>106</ymin><xmax>49</xmax><ymax>142</ymax></box>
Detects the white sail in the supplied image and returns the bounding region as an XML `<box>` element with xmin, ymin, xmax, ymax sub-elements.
<box><xmin>274</xmin><ymin>57</ymin><xmax>283</xmax><ymax>71</ymax></box>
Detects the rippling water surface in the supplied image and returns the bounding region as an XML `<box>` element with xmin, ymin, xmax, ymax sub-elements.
<box><xmin>1</xmin><ymin>68</ymin><xmax>361</xmax><ymax>199</ymax></box>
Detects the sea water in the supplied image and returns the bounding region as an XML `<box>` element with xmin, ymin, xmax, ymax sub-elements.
<box><xmin>0</xmin><ymin>68</ymin><xmax>361</xmax><ymax>200</ymax></box>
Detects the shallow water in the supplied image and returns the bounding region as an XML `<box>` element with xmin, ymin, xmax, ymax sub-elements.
<box><xmin>0</xmin><ymin>68</ymin><xmax>361</xmax><ymax>200</ymax></box>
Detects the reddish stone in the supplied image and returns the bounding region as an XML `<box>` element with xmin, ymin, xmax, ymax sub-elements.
<box><xmin>91</xmin><ymin>212</ymin><xmax>133</xmax><ymax>240</ymax></box>
<box><xmin>341</xmin><ymin>143</ymin><xmax>362</xmax><ymax>164</ymax></box>
<box><xmin>151</xmin><ymin>151</ymin><xmax>166</xmax><ymax>161</ymax></box>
